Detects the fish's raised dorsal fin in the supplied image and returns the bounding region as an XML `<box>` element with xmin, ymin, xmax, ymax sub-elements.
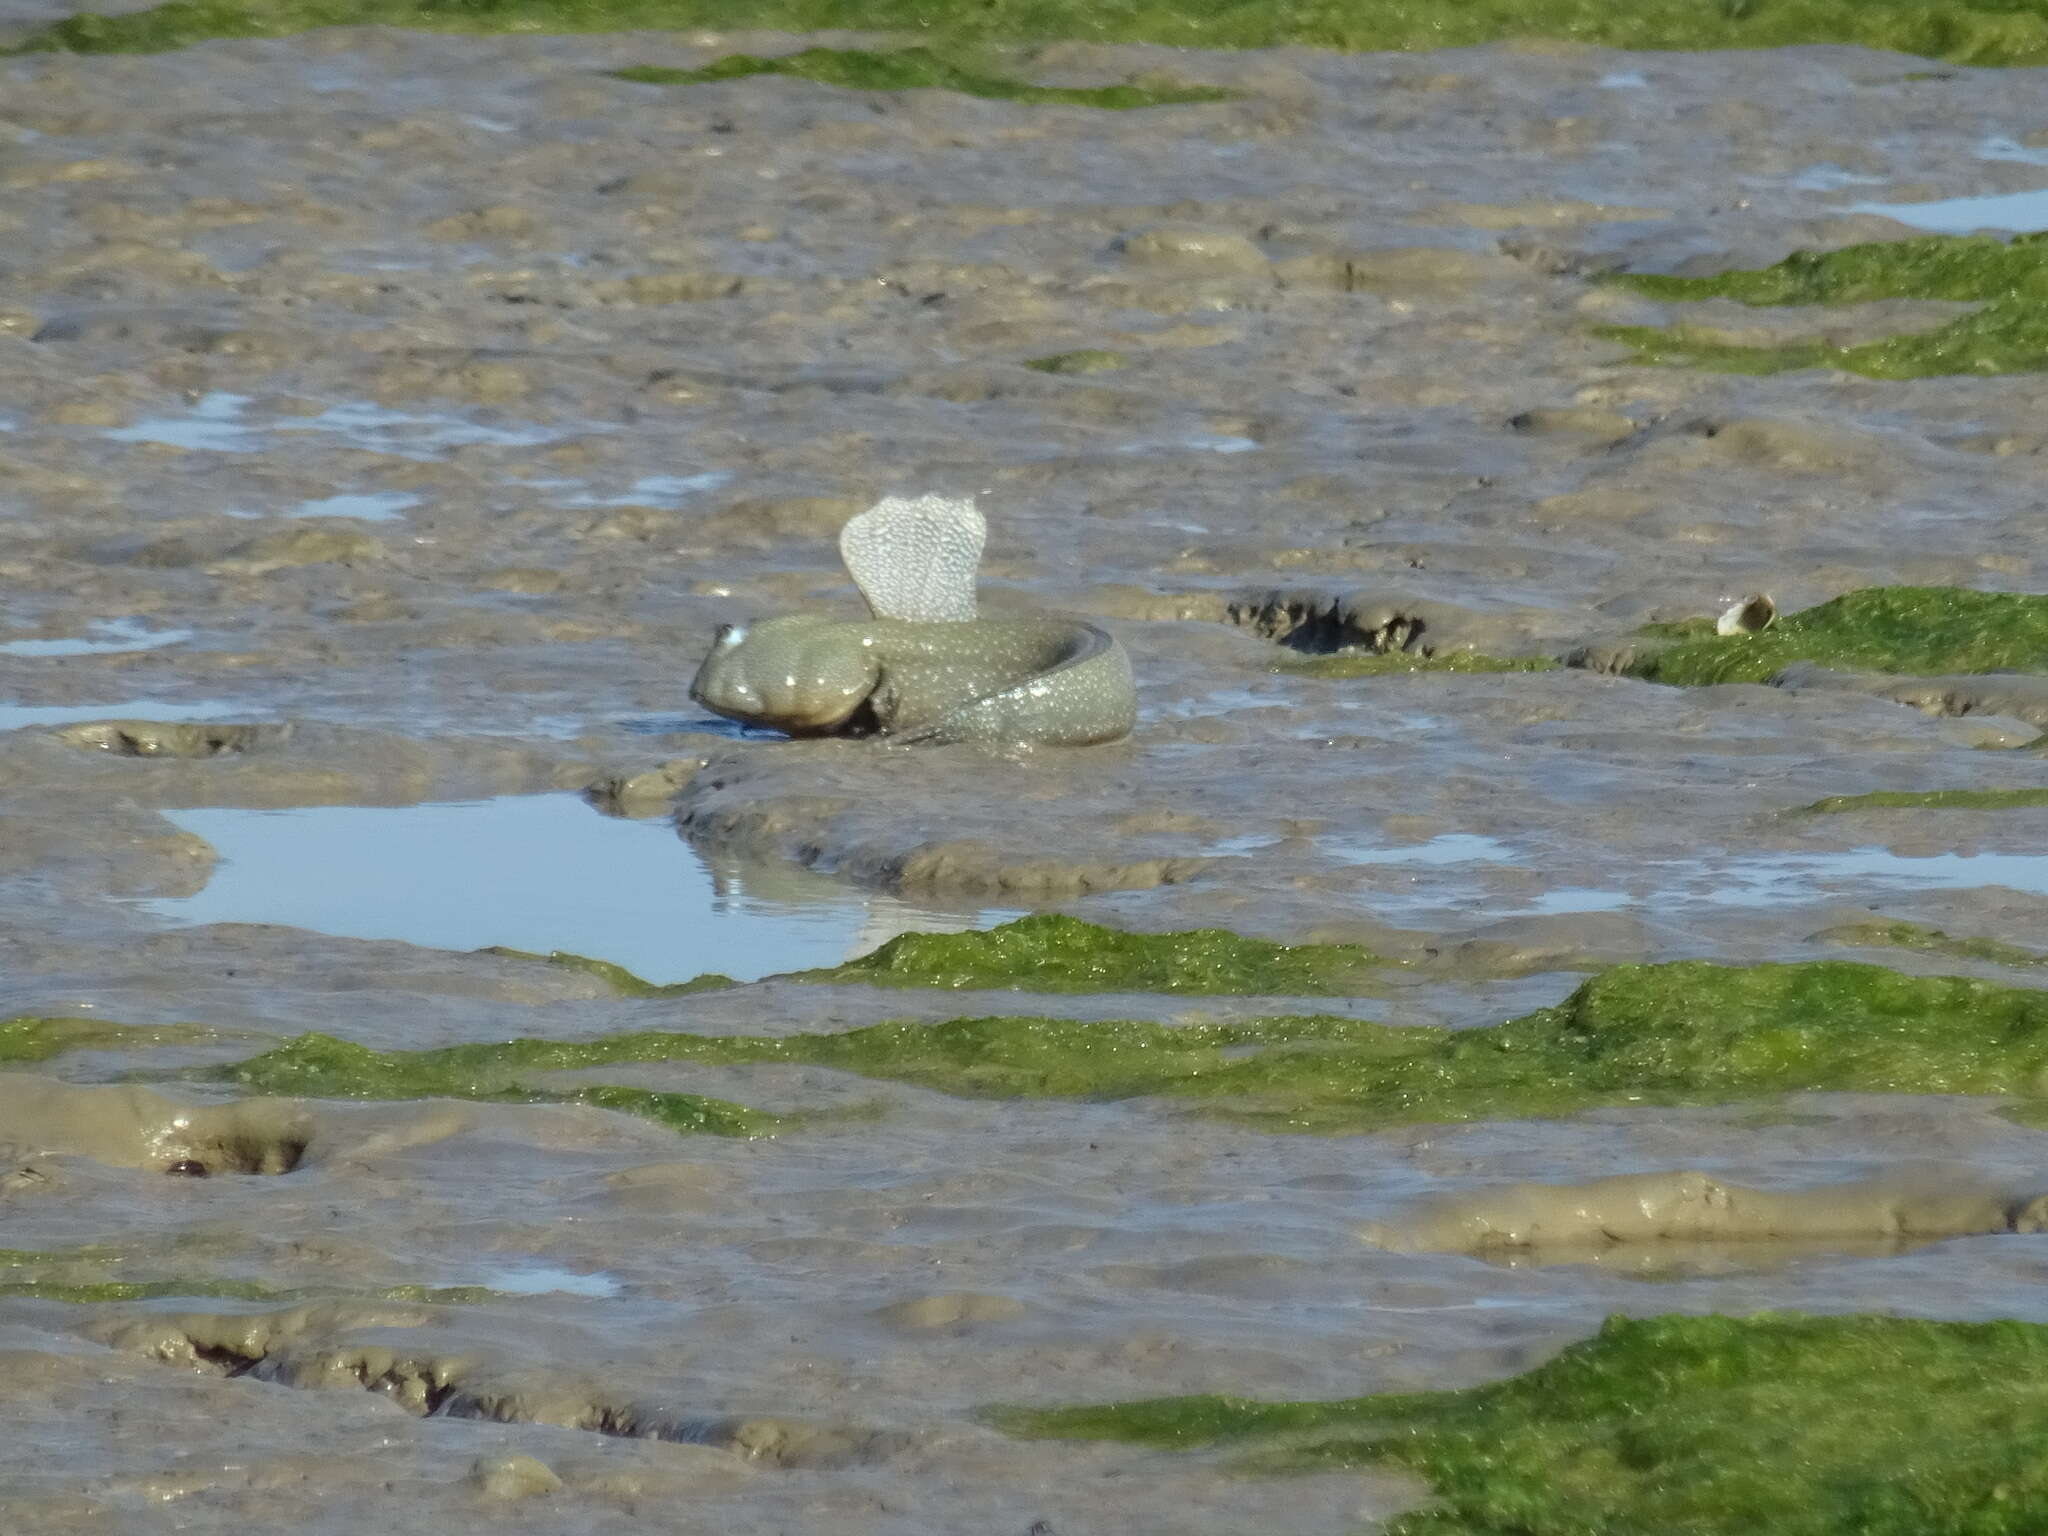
<box><xmin>839</xmin><ymin>494</ymin><xmax>985</xmax><ymax>623</ymax></box>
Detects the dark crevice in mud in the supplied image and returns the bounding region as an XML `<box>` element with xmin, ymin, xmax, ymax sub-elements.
<box><xmin>209</xmin><ymin>957</ymin><xmax>2048</xmax><ymax>1136</ymax></box>
<box><xmin>96</xmin><ymin>1304</ymin><xmax>898</xmax><ymax>1464</ymax></box>
<box><xmin>1225</xmin><ymin>590</ymin><xmax>1431</xmax><ymax>655</ymax></box>
<box><xmin>1218</xmin><ymin>588</ymin><xmax>1558</xmax><ymax>670</ymax></box>
<box><xmin>0</xmin><ymin>1076</ymin><xmax>313</xmax><ymax>1174</ymax></box>
<box><xmin>990</xmin><ymin>1314</ymin><xmax>2048</xmax><ymax>1535</ymax></box>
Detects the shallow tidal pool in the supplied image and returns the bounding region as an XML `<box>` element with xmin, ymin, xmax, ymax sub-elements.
<box><xmin>143</xmin><ymin>793</ymin><xmax>1007</xmax><ymax>983</ymax></box>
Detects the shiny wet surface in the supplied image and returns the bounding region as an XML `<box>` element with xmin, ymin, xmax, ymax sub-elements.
<box><xmin>1</xmin><ymin>26</ymin><xmax>2047</xmax><ymax>1535</ymax></box>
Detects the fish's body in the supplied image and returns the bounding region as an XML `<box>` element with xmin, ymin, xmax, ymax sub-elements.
<box><xmin>689</xmin><ymin>496</ymin><xmax>1137</xmax><ymax>747</ymax></box>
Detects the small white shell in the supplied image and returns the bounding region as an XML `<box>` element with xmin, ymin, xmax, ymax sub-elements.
<box><xmin>1716</xmin><ymin>594</ymin><xmax>1777</xmax><ymax>636</ymax></box>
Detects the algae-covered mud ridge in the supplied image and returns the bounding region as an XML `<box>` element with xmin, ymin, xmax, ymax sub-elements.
<box><xmin>20</xmin><ymin>0</ymin><xmax>2048</xmax><ymax>58</ymax></box>
<box><xmin>0</xmin><ymin>1015</ymin><xmax>224</xmax><ymax>1064</ymax></box>
<box><xmin>1798</xmin><ymin>787</ymin><xmax>2048</xmax><ymax>813</ymax></box>
<box><xmin>499</xmin><ymin>915</ymin><xmax>1389</xmax><ymax>996</ymax></box>
<box><xmin>207</xmin><ymin>958</ymin><xmax>2048</xmax><ymax>1134</ymax></box>
<box><xmin>1604</xmin><ymin>234</ymin><xmax>2048</xmax><ymax>378</ymax></box>
<box><xmin>797</xmin><ymin>913</ymin><xmax>1389</xmax><ymax>994</ymax></box>
<box><xmin>1815</xmin><ymin>918</ymin><xmax>2048</xmax><ymax>969</ymax></box>
<box><xmin>615</xmin><ymin>48</ymin><xmax>1232</xmax><ymax>110</ymax></box>
<box><xmin>201</xmin><ymin>1038</ymin><xmax>779</xmax><ymax>1138</ymax></box>
<box><xmin>1613</xmin><ymin>587</ymin><xmax>2048</xmax><ymax>687</ymax></box>
<box><xmin>993</xmin><ymin>1314</ymin><xmax>2048</xmax><ymax>1535</ymax></box>
<box><xmin>1280</xmin><ymin>652</ymin><xmax>1559</xmax><ymax>680</ymax></box>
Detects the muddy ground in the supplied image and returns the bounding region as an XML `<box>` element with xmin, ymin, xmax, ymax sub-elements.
<box><xmin>2</xmin><ymin>25</ymin><xmax>2048</xmax><ymax>1533</ymax></box>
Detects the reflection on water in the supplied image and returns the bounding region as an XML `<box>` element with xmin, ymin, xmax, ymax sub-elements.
<box><xmin>1360</xmin><ymin>843</ymin><xmax>2048</xmax><ymax>919</ymax></box>
<box><xmin>1850</xmin><ymin>186</ymin><xmax>2048</xmax><ymax>233</ymax></box>
<box><xmin>1789</xmin><ymin>163</ymin><xmax>1886</xmax><ymax>192</ymax></box>
<box><xmin>1336</xmin><ymin>833</ymin><xmax>1517</xmax><ymax>868</ymax></box>
<box><xmin>472</xmin><ymin>1264</ymin><xmax>623</xmax><ymax>1298</ymax></box>
<box><xmin>1980</xmin><ymin>135</ymin><xmax>2048</xmax><ymax>168</ymax></box>
<box><xmin>0</xmin><ymin>618</ymin><xmax>191</xmax><ymax>658</ymax></box>
<box><xmin>289</xmin><ymin>492</ymin><xmax>421</xmax><ymax>522</ymax></box>
<box><xmin>139</xmin><ymin>793</ymin><xmax>1011</xmax><ymax>982</ymax></box>
<box><xmin>562</xmin><ymin>471</ymin><xmax>734</xmax><ymax>506</ymax></box>
<box><xmin>106</xmin><ymin>391</ymin><xmax>573</xmax><ymax>459</ymax></box>
<box><xmin>0</xmin><ymin>699</ymin><xmax>246</xmax><ymax>731</ymax></box>
<box><xmin>616</xmin><ymin>712</ymin><xmax>781</xmax><ymax>740</ymax></box>
<box><xmin>1705</xmin><ymin>846</ymin><xmax>2048</xmax><ymax>904</ymax></box>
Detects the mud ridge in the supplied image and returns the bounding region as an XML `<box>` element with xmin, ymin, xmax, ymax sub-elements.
<box><xmin>91</xmin><ymin>1302</ymin><xmax>904</xmax><ymax>1466</ymax></box>
<box><xmin>1365</xmin><ymin>1167</ymin><xmax>2048</xmax><ymax>1255</ymax></box>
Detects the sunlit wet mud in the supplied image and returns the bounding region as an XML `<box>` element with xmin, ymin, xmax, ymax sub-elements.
<box><xmin>2</xmin><ymin>21</ymin><xmax>2048</xmax><ymax>1533</ymax></box>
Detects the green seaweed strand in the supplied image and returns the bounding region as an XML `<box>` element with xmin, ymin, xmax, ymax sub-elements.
<box><xmin>20</xmin><ymin>0</ymin><xmax>2048</xmax><ymax>63</ymax></box>
<box><xmin>615</xmin><ymin>48</ymin><xmax>1231</xmax><ymax>108</ymax></box>
<box><xmin>212</xmin><ymin>957</ymin><xmax>2048</xmax><ymax>1135</ymax></box>
<box><xmin>1602</xmin><ymin>232</ymin><xmax>2048</xmax><ymax>378</ymax></box>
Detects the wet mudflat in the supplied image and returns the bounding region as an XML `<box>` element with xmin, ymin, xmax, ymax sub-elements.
<box><xmin>2</xmin><ymin>18</ymin><xmax>2048</xmax><ymax>1534</ymax></box>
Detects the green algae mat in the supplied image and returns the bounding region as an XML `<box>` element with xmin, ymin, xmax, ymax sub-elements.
<box><xmin>1281</xmin><ymin>652</ymin><xmax>1558</xmax><ymax>680</ymax></box>
<box><xmin>1815</xmin><ymin>918</ymin><xmax>2048</xmax><ymax>969</ymax></box>
<box><xmin>501</xmin><ymin>914</ymin><xmax>1391</xmax><ymax>998</ymax></box>
<box><xmin>1799</xmin><ymin>787</ymin><xmax>2048</xmax><ymax>814</ymax></box>
<box><xmin>200</xmin><ymin>956</ymin><xmax>2048</xmax><ymax>1135</ymax></box>
<box><xmin>1603</xmin><ymin>232</ymin><xmax>2048</xmax><ymax>378</ymax></box>
<box><xmin>993</xmin><ymin>1313</ymin><xmax>2048</xmax><ymax>1535</ymax></box>
<box><xmin>19</xmin><ymin>0</ymin><xmax>2048</xmax><ymax>61</ymax></box>
<box><xmin>615</xmin><ymin>47</ymin><xmax>1229</xmax><ymax>107</ymax></box>
<box><xmin>1617</xmin><ymin>586</ymin><xmax>2048</xmax><ymax>687</ymax></box>
<box><xmin>0</xmin><ymin>1016</ymin><xmax>228</xmax><ymax>1064</ymax></box>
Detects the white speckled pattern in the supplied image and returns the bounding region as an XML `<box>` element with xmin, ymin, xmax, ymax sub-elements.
<box><xmin>691</xmin><ymin>497</ymin><xmax>1136</xmax><ymax>746</ymax></box>
<box><xmin>839</xmin><ymin>493</ymin><xmax>986</xmax><ymax>623</ymax></box>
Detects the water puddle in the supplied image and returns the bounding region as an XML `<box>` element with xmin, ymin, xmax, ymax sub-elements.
<box><xmin>615</xmin><ymin>713</ymin><xmax>784</xmax><ymax>740</ymax></box>
<box><xmin>0</xmin><ymin>699</ymin><xmax>246</xmax><ymax>731</ymax></box>
<box><xmin>472</xmin><ymin>1264</ymin><xmax>623</xmax><ymax>1298</ymax></box>
<box><xmin>1119</xmin><ymin>433</ymin><xmax>1260</xmax><ymax>455</ymax></box>
<box><xmin>1789</xmin><ymin>164</ymin><xmax>1887</xmax><ymax>192</ymax></box>
<box><xmin>105</xmin><ymin>392</ymin><xmax>575</xmax><ymax>460</ymax></box>
<box><xmin>0</xmin><ymin>619</ymin><xmax>190</xmax><ymax>658</ymax></box>
<box><xmin>1980</xmin><ymin>135</ymin><xmax>2048</xmax><ymax>168</ymax></box>
<box><xmin>1354</xmin><ymin>844</ymin><xmax>2048</xmax><ymax>919</ymax></box>
<box><xmin>1525</xmin><ymin>848</ymin><xmax>2048</xmax><ymax>916</ymax></box>
<box><xmin>1597</xmin><ymin>70</ymin><xmax>1647</xmax><ymax>89</ymax></box>
<box><xmin>1335</xmin><ymin>833</ymin><xmax>1518</xmax><ymax>867</ymax></box>
<box><xmin>288</xmin><ymin>492</ymin><xmax>421</xmax><ymax>522</ymax></box>
<box><xmin>138</xmin><ymin>793</ymin><xmax>1010</xmax><ymax>983</ymax></box>
<box><xmin>1528</xmin><ymin>887</ymin><xmax>1631</xmax><ymax>915</ymax></box>
<box><xmin>1703</xmin><ymin>846</ymin><xmax>2048</xmax><ymax>905</ymax></box>
<box><xmin>562</xmin><ymin>471</ymin><xmax>734</xmax><ymax>507</ymax></box>
<box><xmin>105</xmin><ymin>391</ymin><xmax>249</xmax><ymax>451</ymax></box>
<box><xmin>1849</xmin><ymin>186</ymin><xmax>2048</xmax><ymax>234</ymax></box>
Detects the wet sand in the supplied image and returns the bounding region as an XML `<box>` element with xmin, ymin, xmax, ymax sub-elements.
<box><xmin>2</xmin><ymin>25</ymin><xmax>2048</xmax><ymax>1532</ymax></box>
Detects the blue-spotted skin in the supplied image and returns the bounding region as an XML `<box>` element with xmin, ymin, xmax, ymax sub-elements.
<box><xmin>690</xmin><ymin>613</ymin><xmax>1136</xmax><ymax>747</ymax></box>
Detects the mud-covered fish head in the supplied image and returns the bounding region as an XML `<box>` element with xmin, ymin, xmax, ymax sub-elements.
<box><xmin>689</xmin><ymin>613</ymin><xmax>882</xmax><ymax>734</ymax></box>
